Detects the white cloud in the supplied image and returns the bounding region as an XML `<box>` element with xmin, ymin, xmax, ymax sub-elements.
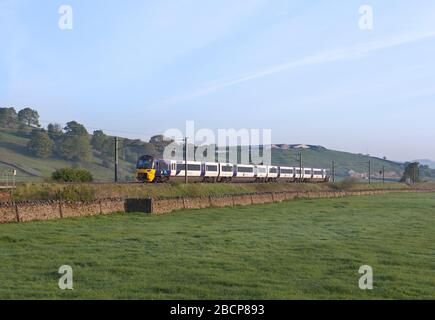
<box><xmin>161</xmin><ymin>30</ymin><xmax>435</xmax><ymax>105</ymax></box>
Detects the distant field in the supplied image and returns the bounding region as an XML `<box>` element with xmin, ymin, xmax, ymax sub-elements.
<box><xmin>0</xmin><ymin>193</ymin><xmax>434</xmax><ymax>299</ymax></box>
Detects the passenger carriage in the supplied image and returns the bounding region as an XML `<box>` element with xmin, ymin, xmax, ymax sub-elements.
<box><xmin>217</xmin><ymin>163</ymin><xmax>234</xmax><ymax>182</ymax></box>
<box><xmin>232</xmin><ymin>164</ymin><xmax>255</xmax><ymax>182</ymax></box>
<box><xmin>254</xmin><ymin>165</ymin><xmax>268</xmax><ymax>182</ymax></box>
<box><xmin>267</xmin><ymin>166</ymin><xmax>279</xmax><ymax>182</ymax></box>
<box><xmin>136</xmin><ymin>155</ymin><xmax>329</xmax><ymax>183</ymax></box>
<box><xmin>278</xmin><ymin>166</ymin><xmax>295</xmax><ymax>182</ymax></box>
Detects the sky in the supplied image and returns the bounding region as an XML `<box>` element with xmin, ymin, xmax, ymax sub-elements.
<box><xmin>1</xmin><ymin>0</ymin><xmax>435</xmax><ymax>161</ymax></box>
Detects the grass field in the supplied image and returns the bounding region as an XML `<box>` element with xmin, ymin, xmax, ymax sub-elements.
<box><xmin>0</xmin><ymin>193</ymin><xmax>434</xmax><ymax>299</ymax></box>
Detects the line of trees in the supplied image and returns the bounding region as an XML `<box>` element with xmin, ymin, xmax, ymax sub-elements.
<box><xmin>0</xmin><ymin>107</ymin><xmax>40</xmax><ymax>129</ymax></box>
<box><xmin>0</xmin><ymin>106</ymin><xmax>169</xmax><ymax>165</ymax></box>
<box><xmin>400</xmin><ymin>162</ymin><xmax>435</xmax><ymax>183</ymax></box>
<box><xmin>26</xmin><ymin>121</ymin><xmax>92</xmax><ymax>161</ymax></box>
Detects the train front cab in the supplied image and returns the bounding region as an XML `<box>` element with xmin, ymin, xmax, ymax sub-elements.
<box><xmin>136</xmin><ymin>156</ymin><xmax>157</xmax><ymax>183</ymax></box>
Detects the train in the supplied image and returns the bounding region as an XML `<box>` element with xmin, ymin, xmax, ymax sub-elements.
<box><xmin>136</xmin><ymin>155</ymin><xmax>330</xmax><ymax>183</ymax></box>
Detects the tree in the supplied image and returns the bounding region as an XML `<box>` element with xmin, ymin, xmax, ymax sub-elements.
<box><xmin>27</xmin><ymin>129</ymin><xmax>54</xmax><ymax>158</ymax></box>
<box><xmin>149</xmin><ymin>135</ymin><xmax>167</xmax><ymax>144</ymax></box>
<box><xmin>0</xmin><ymin>107</ymin><xmax>18</xmax><ymax>128</ymax></box>
<box><xmin>401</xmin><ymin>162</ymin><xmax>420</xmax><ymax>183</ymax></box>
<box><xmin>47</xmin><ymin>123</ymin><xmax>63</xmax><ymax>141</ymax></box>
<box><xmin>101</xmin><ymin>137</ymin><xmax>115</xmax><ymax>159</ymax></box>
<box><xmin>91</xmin><ymin>130</ymin><xmax>108</xmax><ymax>151</ymax></box>
<box><xmin>18</xmin><ymin>107</ymin><xmax>40</xmax><ymax>127</ymax></box>
<box><xmin>56</xmin><ymin>121</ymin><xmax>91</xmax><ymax>162</ymax></box>
<box><xmin>417</xmin><ymin>165</ymin><xmax>434</xmax><ymax>179</ymax></box>
<box><xmin>123</xmin><ymin>141</ymin><xmax>157</xmax><ymax>162</ymax></box>
<box><xmin>149</xmin><ymin>135</ymin><xmax>172</xmax><ymax>156</ymax></box>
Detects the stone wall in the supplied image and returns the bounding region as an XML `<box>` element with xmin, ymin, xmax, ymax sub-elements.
<box><xmin>1</xmin><ymin>189</ymin><xmax>434</xmax><ymax>224</ymax></box>
<box><xmin>152</xmin><ymin>197</ymin><xmax>185</xmax><ymax>215</ymax></box>
<box><xmin>210</xmin><ymin>196</ymin><xmax>234</xmax><ymax>208</ymax></box>
<box><xmin>0</xmin><ymin>198</ymin><xmax>125</xmax><ymax>224</ymax></box>
<box><xmin>0</xmin><ymin>203</ymin><xmax>18</xmax><ymax>224</ymax></box>
<box><xmin>18</xmin><ymin>201</ymin><xmax>61</xmax><ymax>222</ymax></box>
<box><xmin>251</xmin><ymin>193</ymin><xmax>274</xmax><ymax>205</ymax></box>
<box><xmin>183</xmin><ymin>197</ymin><xmax>211</xmax><ymax>210</ymax></box>
<box><xmin>232</xmin><ymin>194</ymin><xmax>253</xmax><ymax>206</ymax></box>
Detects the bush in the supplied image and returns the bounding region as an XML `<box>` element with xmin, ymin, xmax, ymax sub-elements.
<box><xmin>51</xmin><ymin>167</ymin><xmax>93</xmax><ymax>182</ymax></box>
<box><xmin>329</xmin><ymin>177</ymin><xmax>360</xmax><ymax>190</ymax></box>
<box><xmin>55</xmin><ymin>185</ymin><xmax>95</xmax><ymax>201</ymax></box>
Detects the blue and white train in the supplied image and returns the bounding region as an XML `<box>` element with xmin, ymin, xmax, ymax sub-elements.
<box><xmin>136</xmin><ymin>155</ymin><xmax>329</xmax><ymax>183</ymax></box>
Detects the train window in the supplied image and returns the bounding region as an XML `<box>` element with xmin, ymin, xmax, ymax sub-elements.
<box><xmin>305</xmin><ymin>170</ymin><xmax>311</xmax><ymax>174</ymax></box>
<box><xmin>158</xmin><ymin>162</ymin><xmax>169</xmax><ymax>171</ymax></box>
<box><xmin>221</xmin><ymin>165</ymin><xmax>233</xmax><ymax>172</ymax></box>
<box><xmin>177</xmin><ymin>164</ymin><xmax>185</xmax><ymax>171</ymax></box>
<box><xmin>137</xmin><ymin>159</ymin><xmax>154</xmax><ymax>169</ymax></box>
<box><xmin>187</xmin><ymin>164</ymin><xmax>201</xmax><ymax>171</ymax></box>
<box><xmin>269</xmin><ymin>167</ymin><xmax>278</xmax><ymax>173</ymax></box>
<box><xmin>257</xmin><ymin>167</ymin><xmax>266</xmax><ymax>173</ymax></box>
<box><xmin>237</xmin><ymin>166</ymin><xmax>254</xmax><ymax>173</ymax></box>
<box><xmin>206</xmin><ymin>165</ymin><xmax>218</xmax><ymax>172</ymax></box>
<box><xmin>296</xmin><ymin>169</ymin><xmax>301</xmax><ymax>174</ymax></box>
<box><xmin>280</xmin><ymin>169</ymin><xmax>293</xmax><ymax>174</ymax></box>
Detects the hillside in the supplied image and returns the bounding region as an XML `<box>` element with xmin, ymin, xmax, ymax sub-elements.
<box><xmin>0</xmin><ymin>131</ymin><xmax>134</xmax><ymax>182</ymax></box>
<box><xmin>414</xmin><ymin>159</ymin><xmax>435</xmax><ymax>169</ymax></box>
<box><xmin>0</xmin><ymin>128</ymin><xmax>404</xmax><ymax>182</ymax></box>
<box><xmin>271</xmin><ymin>146</ymin><xmax>403</xmax><ymax>180</ymax></box>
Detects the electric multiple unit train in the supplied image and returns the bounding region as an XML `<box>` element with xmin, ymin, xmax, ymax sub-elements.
<box><xmin>136</xmin><ymin>155</ymin><xmax>330</xmax><ymax>183</ymax></box>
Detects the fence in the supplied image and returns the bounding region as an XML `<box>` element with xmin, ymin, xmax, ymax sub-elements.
<box><xmin>0</xmin><ymin>170</ymin><xmax>16</xmax><ymax>189</ymax></box>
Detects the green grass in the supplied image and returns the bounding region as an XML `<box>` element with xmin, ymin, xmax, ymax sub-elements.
<box><xmin>1</xmin><ymin>192</ymin><xmax>434</xmax><ymax>299</ymax></box>
<box><xmin>10</xmin><ymin>181</ymin><xmax>410</xmax><ymax>201</ymax></box>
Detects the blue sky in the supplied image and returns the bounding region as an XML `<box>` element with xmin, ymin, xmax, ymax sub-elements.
<box><xmin>1</xmin><ymin>0</ymin><xmax>435</xmax><ymax>161</ymax></box>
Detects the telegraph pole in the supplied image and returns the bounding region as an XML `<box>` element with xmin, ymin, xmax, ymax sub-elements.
<box><xmin>382</xmin><ymin>166</ymin><xmax>385</xmax><ymax>184</ymax></box>
<box><xmin>299</xmin><ymin>152</ymin><xmax>302</xmax><ymax>183</ymax></box>
<box><xmin>332</xmin><ymin>161</ymin><xmax>336</xmax><ymax>183</ymax></box>
<box><xmin>413</xmin><ymin>163</ymin><xmax>419</xmax><ymax>184</ymax></box>
<box><xmin>184</xmin><ymin>137</ymin><xmax>188</xmax><ymax>184</ymax></box>
<box><xmin>114</xmin><ymin>137</ymin><xmax>119</xmax><ymax>183</ymax></box>
<box><xmin>368</xmin><ymin>160</ymin><xmax>371</xmax><ymax>184</ymax></box>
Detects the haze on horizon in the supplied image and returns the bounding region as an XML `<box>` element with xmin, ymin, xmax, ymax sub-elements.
<box><xmin>1</xmin><ymin>0</ymin><xmax>435</xmax><ymax>162</ymax></box>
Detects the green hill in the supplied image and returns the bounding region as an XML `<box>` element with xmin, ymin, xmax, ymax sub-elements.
<box><xmin>271</xmin><ymin>146</ymin><xmax>403</xmax><ymax>180</ymax></box>
<box><xmin>0</xmin><ymin>130</ymin><xmax>134</xmax><ymax>182</ymax></box>
<box><xmin>0</xmin><ymin>128</ymin><xmax>404</xmax><ymax>182</ymax></box>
